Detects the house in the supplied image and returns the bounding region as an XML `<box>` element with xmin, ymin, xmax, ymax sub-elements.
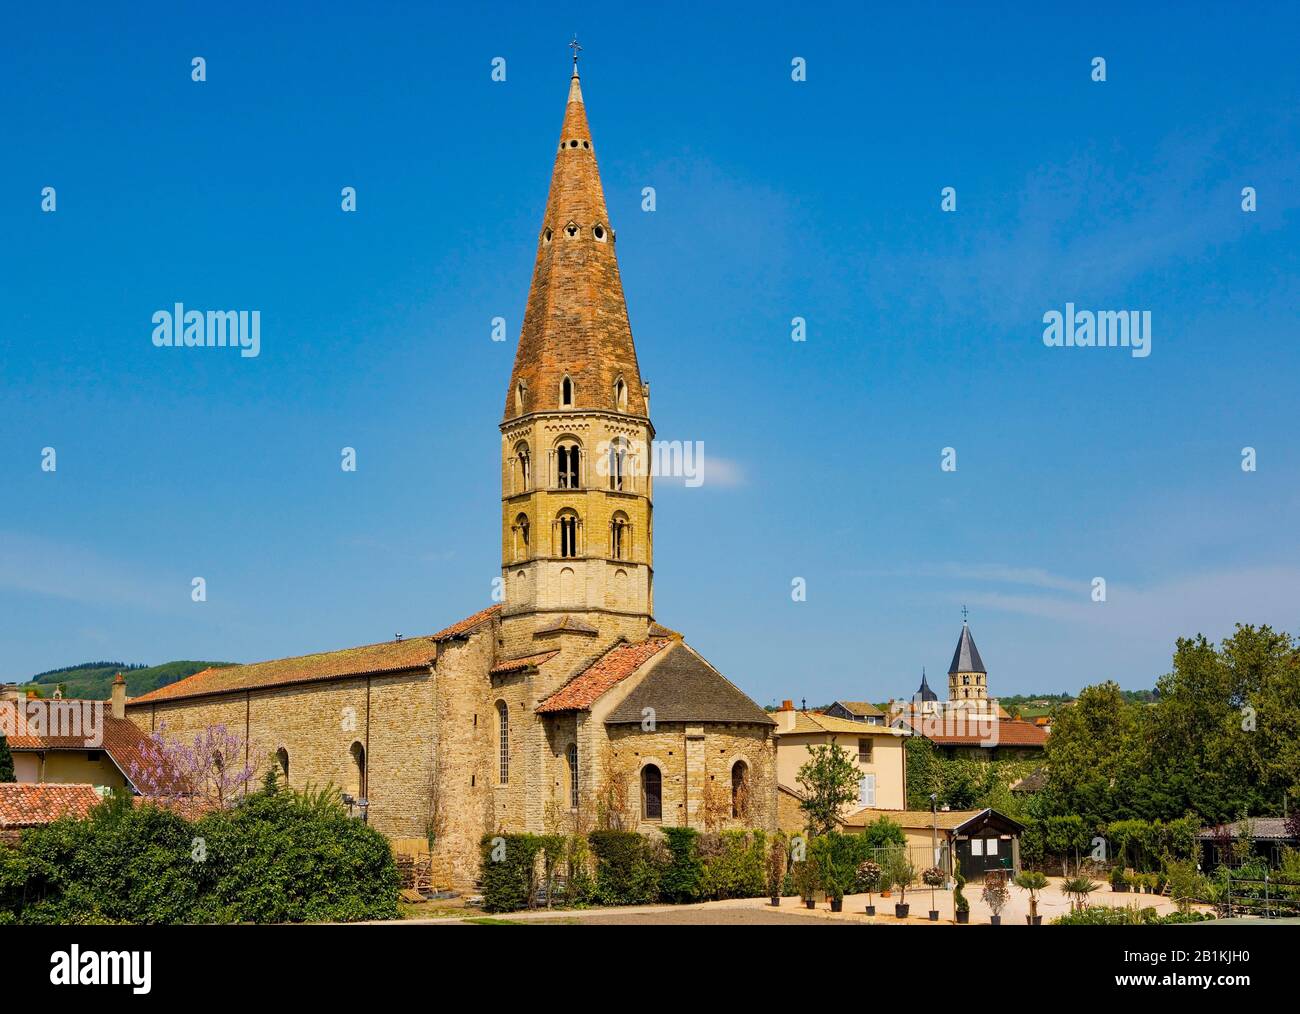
<box><xmin>822</xmin><ymin>701</ymin><xmax>886</xmax><ymax>725</ymax></box>
<box><xmin>0</xmin><ymin>783</ymin><xmax>104</xmax><ymax>844</ymax></box>
<box><xmin>772</xmin><ymin>702</ymin><xmax>909</xmax><ymax>831</ymax></box>
<box><xmin>2</xmin><ymin>677</ymin><xmax>154</xmax><ymax>793</ymax></box>
<box><xmin>843</xmin><ymin>806</ymin><xmax>1026</xmax><ymax>880</ymax></box>
<box><xmin>1197</xmin><ymin>817</ymin><xmax>1300</xmax><ymax>870</ymax></box>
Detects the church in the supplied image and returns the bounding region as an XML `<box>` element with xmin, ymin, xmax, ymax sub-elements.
<box><xmin>126</xmin><ymin>60</ymin><xmax>777</xmax><ymax>886</ymax></box>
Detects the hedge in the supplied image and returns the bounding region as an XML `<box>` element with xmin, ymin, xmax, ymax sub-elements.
<box><xmin>0</xmin><ymin>785</ymin><xmax>399</xmax><ymax>924</ymax></box>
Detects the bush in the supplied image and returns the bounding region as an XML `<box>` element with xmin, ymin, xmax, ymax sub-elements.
<box><xmin>588</xmin><ymin>830</ymin><xmax>660</xmax><ymax>906</ymax></box>
<box><xmin>479</xmin><ymin>833</ymin><xmax>544</xmax><ymax>914</ymax></box>
<box><xmin>699</xmin><ymin>830</ymin><xmax>766</xmax><ymax>900</ymax></box>
<box><xmin>1053</xmin><ymin>904</ymin><xmax>1216</xmax><ymax>925</ymax></box>
<box><xmin>659</xmin><ymin>827</ymin><xmax>704</xmax><ymax>903</ymax></box>
<box><xmin>1</xmin><ymin>786</ymin><xmax>399</xmax><ymax>924</ymax></box>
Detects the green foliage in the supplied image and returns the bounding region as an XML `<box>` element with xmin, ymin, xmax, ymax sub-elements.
<box><xmin>698</xmin><ymin>830</ymin><xmax>766</xmax><ymax>900</ymax></box>
<box><xmin>20</xmin><ymin>660</ymin><xmax>235</xmax><ymax>700</ymax></box>
<box><xmin>905</xmin><ymin>735</ymin><xmax>1039</xmax><ymax>814</ymax></box>
<box><xmin>766</xmin><ymin>832</ymin><xmax>787</xmax><ymax>896</ymax></box>
<box><xmin>0</xmin><ymin>735</ymin><xmax>14</xmax><ymax>783</ymax></box>
<box><xmin>860</xmin><ymin>814</ymin><xmax>907</xmax><ymax>850</ymax></box>
<box><xmin>879</xmin><ymin>846</ymin><xmax>914</xmax><ymax>902</ymax></box>
<box><xmin>659</xmin><ymin>827</ymin><xmax>704</xmax><ymax>903</ymax></box>
<box><xmin>1</xmin><ymin>785</ymin><xmax>397</xmax><ymax>924</ymax></box>
<box><xmin>1044</xmin><ymin>627</ymin><xmax>1300</xmax><ymax>829</ymax></box>
<box><xmin>796</xmin><ymin>742</ymin><xmax>861</xmax><ymax>836</ymax></box>
<box><xmin>1053</xmin><ymin>905</ymin><xmax>1215</xmax><ymax>925</ymax></box>
<box><xmin>478</xmin><ymin>833</ymin><xmax>543</xmax><ymax>913</ymax></box>
<box><xmin>953</xmin><ymin>860</ymin><xmax>969</xmax><ymax>914</ymax></box>
<box><xmin>588</xmin><ymin>830</ymin><xmax>660</xmax><ymax>906</ymax></box>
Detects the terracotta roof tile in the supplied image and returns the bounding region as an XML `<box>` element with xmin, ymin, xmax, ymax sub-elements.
<box><xmin>922</xmin><ymin>718</ymin><xmax>1048</xmax><ymax>748</ymax></box>
<box><xmin>0</xmin><ymin>783</ymin><xmax>103</xmax><ymax>828</ymax></box>
<box><xmin>128</xmin><ymin>605</ymin><xmax>499</xmax><ymax>705</ymax></box>
<box><xmin>535</xmin><ymin>638</ymin><xmax>670</xmax><ymax>713</ymax></box>
<box><xmin>4</xmin><ymin>701</ymin><xmax>163</xmax><ymax>791</ymax></box>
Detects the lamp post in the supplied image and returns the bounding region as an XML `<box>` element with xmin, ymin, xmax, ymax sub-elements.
<box><xmin>930</xmin><ymin>792</ymin><xmax>940</xmax><ymax>920</ymax></box>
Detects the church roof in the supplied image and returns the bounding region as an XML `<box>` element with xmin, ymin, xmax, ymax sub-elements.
<box><xmin>128</xmin><ymin>605</ymin><xmax>500</xmax><ymax>705</ymax></box>
<box><xmin>948</xmin><ymin>623</ymin><xmax>986</xmax><ymax>674</ymax></box>
<box><xmin>603</xmin><ymin>643</ymin><xmax>776</xmax><ymax>726</ymax></box>
<box><xmin>504</xmin><ymin>69</ymin><xmax>648</xmax><ymax>421</ymax></box>
<box><xmin>915</xmin><ymin>670</ymin><xmax>939</xmax><ymax>702</ymax></box>
<box><xmin>536</xmin><ymin>638</ymin><xmax>671</xmax><ymax>713</ymax></box>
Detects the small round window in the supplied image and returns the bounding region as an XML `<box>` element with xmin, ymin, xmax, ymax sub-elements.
<box><xmin>593</xmin><ymin>225</ymin><xmax>606</xmax><ymax>242</ymax></box>
<box><xmin>582</xmin><ymin>141</ymin><xmax>590</xmax><ymax>149</ymax></box>
<box><xmin>544</xmin><ymin>228</ymin><xmax>553</xmax><ymax>243</ymax></box>
<box><xmin>569</xmin><ymin>140</ymin><xmax>579</xmax><ymax>148</ymax></box>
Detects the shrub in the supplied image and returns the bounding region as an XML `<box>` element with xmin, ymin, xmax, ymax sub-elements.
<box><xmin>766</xmin><ymin>833</ymin><xmax>787</xmax><ymax>897</ymax></box>
<box><xmin>855</xmin><ymin>859</ymin><xmax>882</xmax><ymax>896</ymax></box>
<box><xmin>588</xmin><ymin>830</ymin><xmax>660</xmax><ymax>905</ymax></box>
<box><xmin>921</xmin><ymin>866</ymin><xmax>946</xmax><ymax>888</ymax></box>
<box><xmin>1053</xmin><ymin>904</ymin><xmax>1215</xmax><ymax>925</ymax></box>
<box><xmin>659</xmin><ymin>827</ymin><xmax>704</xmax><ymax>903</ymax></box>
<box><xmin>698</xmin><ymin>830</ymin><xmax>766</xmax><ymax>900</ymax></box>
<box><xmin>479</xmin><ymin>833</ymin><xmax>544</xmax><ymax>914</ymax></box>
<box><xmin>953</xmin><ymin>861</ymin><xmax>969</xmax><ymax>915</ymax></box>
<box><xmin>2</xmin><ymin>785</ymin><xmax>399</xmax><ymax>924</ymax></box>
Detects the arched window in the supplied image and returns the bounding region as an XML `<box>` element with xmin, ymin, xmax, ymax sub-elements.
<box><xmin>276</xmin><ymin>748</ymin><xmax>289</xmax><ymax>784</ymax></box>
<box><xmin>556</xmin><ymin>440</ymin><xmax>581</xmax><ymax>489</ymax></box>
<box><xmin>496</xmin><ymin>701</ymin><xmax>509</xmax><ymax>784</ymax></box>
<box><xmin>557</xmin><ymin>510</ymin><xmax>579</xmax><ymax>558</ymax></box>
<box><xmin>642</xmin><ymin>764</ymin><xmax>662</xmax><ymax>820</ymax></box>
<box><xmin>513</xmin><ymin>513</ymin><xmax>530</xmax><ymax>561</ymax></box>
<box><xmin>607</xmin><ymin>437</ymin><xmax>627</xmax><ymax>491</ymax></box>
<box><xmin>349</xmin><ymin>741</ymin><xmax>367</xmax><ymax>799</ymax></box>
<box><xmin>610</xmin><ymin>512</ymin><xmax>629</xmax><ymax>560</ymax></box>
<box><xmin>561</xmin><ymin>375</ymin><xmax>574</xmax><ymax>407</ymax></box>
<box><xmin>567</xmin><ymin>743</ymin><xmax>579</xmax><ymax>809</ymax></box>
<box><xmin>515</xmin><ymin>443</ymin><xmax>531</xmax><ymax>492</ymax></box>
<box><xmin>614</xmin><ymin>378</ymin><xmax>627</xmax><ymax>412</ymax></box>
<box><xmin>515</xmin><ymin>381</ymin><xmax>525</xmax><ymax>415</ymax></box>
<box><xmin>731</xmin><ymin>760</ymin><xmax>750</xmax><ymax>819</ymax></box>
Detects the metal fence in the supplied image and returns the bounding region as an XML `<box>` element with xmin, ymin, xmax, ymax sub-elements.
<box><xmin>1222</xmin><ymin>872</ymin><xmax>1300</xmax><ymax>919</ymax></box>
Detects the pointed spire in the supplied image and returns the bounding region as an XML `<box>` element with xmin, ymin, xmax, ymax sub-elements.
<box><xmin>948</xmin><ymin>623</ymin><xmax>986</xmax><ymax>674</ymax></box>
<box><xmin>505</xmin><ymin>58</ymin><xmax>648</xmax><ymax>420</ymax></box>
<box><xmin>915</xmin><ymin>667</ymin><xmax>938</xmax><ymax>702</ymax></box>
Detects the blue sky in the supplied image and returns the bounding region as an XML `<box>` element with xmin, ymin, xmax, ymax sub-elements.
<box><xmin>2</xmin><ymin>1</ymin><xmax>1297</xmax><ymax>705</ymax></box>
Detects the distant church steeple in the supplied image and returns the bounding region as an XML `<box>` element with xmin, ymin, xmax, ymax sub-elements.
<box><xmin>499</xmin><ymin>49</ymin><xmax>655</xmax><ymax>643</ymax></box>
<box><xmin>947</xmin><ymin>610</ymin><xmax>989</xmax><ymax>703</ymax></box>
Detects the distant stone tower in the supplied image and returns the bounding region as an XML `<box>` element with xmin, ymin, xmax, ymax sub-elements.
<box><xmin>498</xmin><ymin>63</ymin><xmax>655</xmax><ymax>670</ymax></box>
<box><xmin>947</xmin><ymin>618</ymin><xmax>989</xmax><ymax>707</ymax></box>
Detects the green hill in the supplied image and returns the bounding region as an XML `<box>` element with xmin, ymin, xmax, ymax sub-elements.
<box><xmin>19</xmin><ymin>660</ymin><xmax>233</xmax><ymax>700</ymax></box>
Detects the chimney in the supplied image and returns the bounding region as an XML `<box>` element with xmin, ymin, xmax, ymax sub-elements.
<box><xmin>111</xmin><ymin>672</ymin><xmax>126</xmax><ymax>720</ymax></box>
<box><xmin>774</xmin><ymin>698</ymin><xmax>797</xmax><ymax>733</ymax></box>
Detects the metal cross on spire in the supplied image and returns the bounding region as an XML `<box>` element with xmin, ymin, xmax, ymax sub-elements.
<box><xmin>569</xmin><ymin>34</ymin><xmax>582</xmax><ymax>71</ymax></box>
<box><xmin>961</xmin><ymin>604</ymin><xmax>969</xmax><ymax>622</ymax></box>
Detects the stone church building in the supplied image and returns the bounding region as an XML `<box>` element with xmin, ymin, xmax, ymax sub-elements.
<box><xmin>127</xmin><ymin>64</ymin><xmax>777</xmax><ymax>886</ymax></box>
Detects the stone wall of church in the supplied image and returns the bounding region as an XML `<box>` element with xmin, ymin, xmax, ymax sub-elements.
<box><xmin>127</xmin><ymin>671</ymin><xmax>436</xmax><ymax>841</ymax></box>
<box><xmin>595</xmin><ymin>721</ymin><xmax>777</xmax><ymax>834</ymax></box>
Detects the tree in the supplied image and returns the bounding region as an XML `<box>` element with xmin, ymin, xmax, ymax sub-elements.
<box><xmin>0</xmin><ymin>734</ymin><xmax>14</xmax><ymax>782</ymax></box>
<box><xmin>796</xmin><ymin>742</ymin><xmax>860</xmax><ymax>836</ymax></box>
<box><xmin>126</xmin><ymin>724</ymin><xmax>257</xmax><ymax>807</ymax></box>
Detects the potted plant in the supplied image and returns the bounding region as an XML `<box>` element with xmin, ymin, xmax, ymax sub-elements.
<box><xmin>1110</xmin><ymin>865</ymin><xmax>1128</xmax><ymax>893</ymax></box>
<box><xmin>1062</xmin><ymin>875</ymin><xmax>1099</xmax><ymax>912</ymax></box>
<box><xmin>884</xmin><ymin>848</ymin><xmax>914</xmax><ymax>918</ymax></box>
<box><xmin>857</xmin><ymin>859</ymin><xmax>882</xmax><ymax>916</ymax></box>
<box><xmin>922</xmin><ymin>865</ymin><xmax>945</xmax><ymax>921</ymax></box>
<box><xmin>981</xmin><ymin>871</ymin><xmax>1010</xmax><ymax>925</ymax></box>
<box><xmin>953</xmin><ymin>861</ymin><xmax>970</xmax><ymax>924</ymax></box>
<box><xmin>792</xmin><ymin>859</ymin><xmax>817</xmax><ymax>909</ymax></box>
<box><xmin>1014</xmin><ymin>870</ymin><xmax>1048</xmax><ymax>925</ymax></box>
<box><xmin>766</xmin><ymin>835</ymin><xmax>787</xmax><ymax>907</ymax></box>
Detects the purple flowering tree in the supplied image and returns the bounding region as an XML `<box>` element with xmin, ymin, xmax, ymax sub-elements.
<box><xmin>128</xmin><ymin>723</ymin><xmax>258</xmax><ymax>807</ymax></box>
